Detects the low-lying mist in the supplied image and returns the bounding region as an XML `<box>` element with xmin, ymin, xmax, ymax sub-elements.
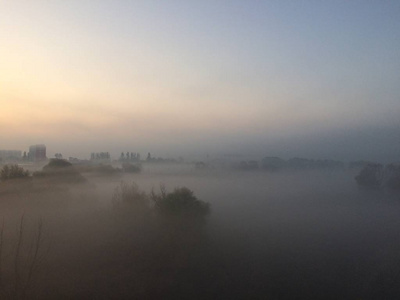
<box><xmin>1</xmin><ymin>164</ymin><xmax>400</xmax><ymax>299</ymax></box>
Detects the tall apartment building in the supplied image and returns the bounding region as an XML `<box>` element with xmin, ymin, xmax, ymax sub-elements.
<box><xmin>28</xmin><ymin>144</ymin><xmax>47</xmax><ymax>161</ymax></box>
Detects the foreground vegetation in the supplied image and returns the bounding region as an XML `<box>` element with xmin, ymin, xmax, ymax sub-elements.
<box><xmin>0</xmin><ymin>165</ymin><xmax>30</xmax><ymax>181</ymax></box>
<box><xmin>355</xmin><ymin>163</ymin><xmax>400</xmax><ymax>190</ymax></box>
<box><xmin>0</xmin><ymin>170</ymin><xmax>211</xmax><ymax>299</ymax></box>
<box><xmin>0</xmin><ymin>165</ymin><xmax>400</xmax><ymax>299</ymax></box>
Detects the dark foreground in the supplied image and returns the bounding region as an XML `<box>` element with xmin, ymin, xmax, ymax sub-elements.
<box><xmin>0</xmin><ymin>168</ymin><xmax>400</xmax><ymax>299</ymax></box>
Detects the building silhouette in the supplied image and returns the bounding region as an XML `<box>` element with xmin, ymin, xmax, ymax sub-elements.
<box><xmin>28</xmin><ymin>144</ymin><xmax>47</xmax><ymax>161</ymax></box>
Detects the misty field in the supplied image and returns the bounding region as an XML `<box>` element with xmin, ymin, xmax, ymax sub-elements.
<box><xmin>1</xmin><ymin>165</ymin><xmax>400</xmax><ymax>299</ymax></box>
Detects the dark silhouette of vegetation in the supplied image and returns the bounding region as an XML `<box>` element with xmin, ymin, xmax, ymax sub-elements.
<box><xmin>33</xmin><ymin>159</ymin><xmax>86</xmax><ymax>183</ymax></box>
<box><xmin>0</xmin><ymin>165</ymin><xmax>30</xmax><ymax>182</ymax></box>
<box><xmin>151</xmin><ymin>186</ymin><xmax>210</xmax><ymax>219</ymax></box>
<box><xmin>354</xmin><ymin>163</ymin><xmax>400</xmax><ymax>190</ymax></box>
<box><xmin>260</xmin><ymin>156</ymin><xmax>344</xmax><ymax>171</ymax></box>
<box><xmin>112</xmin><ymin>181</ymin><xmax>149</xmax><ymax>210</ymax></box>
<box><xmin>112</xmin><ymin>182</ymin><xmax>210</xmax><ymax>221</ymax></box>
<box><xmin>287</xmin><ymin>157</ymin><xmax>344</xmax><ymax>169</ymax></box>
<box><xmin>119</xmin><ymin>152</ymin><xmax>140</xmax><ymax>162</ymax></box>
<box><xmin>349</xmin><ymin>160</ymin><xmax>375</xmax><ymax>169</ymax></box>
<box><xmin>43</xmin><ymin>158</ymin><xmax>72</xmax><ymax>170</ymax></box>
<box><xmin>2</xmin><ymin>166</ymin><xmax>400</xmax><ymax>299</ymax></box>
<box><xmin>355</xmin><ymin>163</ymin><xmax>383</xmax><ymax>188</ymax></box>
<box><xmin>0</xmin><ymin>215</ymin><xmax>48</xmax><ymax>300</ymax></box>
<box><xmin>90</xmin><ymin>152</ymin><xmax>110</xmax><ymax>162</ymax></box>
<box><xmin>144</xmin><ymin>152</ymin><xmax>180</xmax><ymax>164</ymax></box>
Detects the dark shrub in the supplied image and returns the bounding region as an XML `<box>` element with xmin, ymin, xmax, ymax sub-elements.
<box><xmin>34</xmin><ymin>159</ymin><xmax>86</xmax><ymax>183</ymax></box>
<box><xmin>152</xmin><ymin>186</ymin><xmax>210</xmax><ymax>219</ymax></box>
<box><xmin>43</xmin><ymin>158</ymin><xmax>73</xmax><ymax>170</ymax></box>
<box><xmin>0</xmin><ymin>164</ymin><xmax>30</xmax><ymax>181</ymax></box>
<box><xmin>355</xmin><ymin>163</ymin><xmax>383</xmax><ymax>188</ymax></box>
<box><xmin>112</xmin><ymin>181</ymin><xmax>149</xmax><ymax>209</ymax></box>
<box><xmin>87</xmin><ymin>164</ymin><xmax>120</xmax><ymax>175</ymax></box>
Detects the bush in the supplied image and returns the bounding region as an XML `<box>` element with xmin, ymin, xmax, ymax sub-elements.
<box><xmin>112</xmin><ymin>181</ymin><xmax>149</xmax><ymax>209</ymax></box>
<box><xmin>34</xmin><ymin>159</ymin><xmax>86</xmax><ymax>184</ymax></box>
<box><xmin>151</xmin><ymin>186</ymin><xmax>210</xmax><ymax>219</ymax></box>
<box><xmin>355</xmin><ymin>163</ymin><xmax>400</xmax><ymax>190</ymax></box>
<box><xmin>93</xmin><ymin>164</ymin><xmax>119</xmax><ymax>174</ymax></box>
<box><xmin>355</xmin><ymin>163</ymin><xmax>383</xmax><ymax>188</ymax></box>
<box><xmin>111</xmin><ymin>182</ymin><xmax>210</xmax><ymax>226</ymax></box>
<box><xmin>43</xmin><ymin>158</ymin><xmax>72</xmax><ymax>170</ymax></box>
<box><xmin>0</xmin><ymin>215</ymin><xmax>48</xmax><ymax>299</ymax></box>
<box><xmin>0</xmin><ymin>164</ymin><xmax>30</xmax><ymax>181</ymax></box>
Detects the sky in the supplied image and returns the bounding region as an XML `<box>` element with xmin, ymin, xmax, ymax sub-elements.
<box><xmin>1</xmin><ymin>1</ymin><xmax>399</xmax><ymax>162</ymax></box>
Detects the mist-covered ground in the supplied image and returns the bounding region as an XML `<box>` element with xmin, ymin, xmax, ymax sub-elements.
<box><xmin>1</xmin><ymin>165</ymin><xmax>400</xmax><ymax>299</ymax></box>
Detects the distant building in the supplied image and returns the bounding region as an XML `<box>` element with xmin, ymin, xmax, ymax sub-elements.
<box><xmin>0</xmin><ymin>150</ymin><xmax>22</xmax><ymax>161</ymax></box>
<box><xmin>28</xmin><ymin>144</ymin><xmax>47</xmax><ymax>161</ymax></box>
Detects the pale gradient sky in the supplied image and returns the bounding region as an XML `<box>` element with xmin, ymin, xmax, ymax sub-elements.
<box><xmin>1</xmin><ymin>1</ymin><xmax>399</xmax><ymax>161</ymax></box>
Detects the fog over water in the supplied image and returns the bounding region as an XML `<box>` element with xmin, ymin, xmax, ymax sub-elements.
<box><xmin>1</xmin><ymin>162</ymin><xmax>400</xmax><ymax>298</ymax></box>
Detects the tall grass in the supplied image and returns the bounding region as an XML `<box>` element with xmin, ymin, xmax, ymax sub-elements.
<box><xmin>0</xmin><ymin>215</ymin><xmax>48</xmax><ymax>300</ymax></box>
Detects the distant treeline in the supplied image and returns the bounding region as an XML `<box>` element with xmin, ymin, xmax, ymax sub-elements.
<box><xmin>260</xmin><ymin>157</ymin><xmax>392</xmax><ymax>171</ymax></box>
<box><xmin>229</xmin><ymin>157</ymin><xmax>379</xmax><ymax>171</ymax></box>
<box><xmin>355</xmin><ymin>163</ymin><xmax>400</xmax><ymax>190</ymax></box>
<box><xmin>145</xmin><ymin>152</ymin><xmax>183</xmax><ymax>164</ymax></box>
<box><xmin>261</xmin><ymin>157</ymin><xmax>344</xmax><ymax>171</ymax></box>
<box><xmin>91</xmin><ymin>152</ymin><xmax>111</xmax><ymax>161</ymax></box>
<box><xmin>194</xmin><ymin>157</ymin><xmax>385</xmax><ymax>171</ymax></box>
<box><xmin>119</xmin><ymin>152</ymin><xmax>140</xmax><ymax>162</ymax></box>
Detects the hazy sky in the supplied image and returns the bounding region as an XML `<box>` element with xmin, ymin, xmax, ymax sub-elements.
<box><xmin>1</xmin><ymin>1</ymin><xmax>399</xmax><ymax>161</ymax></box>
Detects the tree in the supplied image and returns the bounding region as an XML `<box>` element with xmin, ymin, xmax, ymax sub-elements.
<box><xmin>151</xmin><ymin>186</ymin><xmax>210</xmax><ymax>219</ymax></box>
<box><xmin>112</xmin><ymin>181</ymin><xmax>149</xmax><ymax>210</ymax></box>
<box><xmin>355</xmin><ymin>163</ymin><xmax>383</xmax><ymax>188</ymax></box>
<box><xmin>0</xmin><ymin>165</ymin><xmax>30</xmax><ymax>181</ymax></box>
<box><xmin>43</xmin><ymin>159</ymin><xmax>72</xmax><ymax>169</ymax></box>
<box><xmin>0</xmin><ymin>215</ymin><xmax>48</xmax><ymax>299</ymax></box>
